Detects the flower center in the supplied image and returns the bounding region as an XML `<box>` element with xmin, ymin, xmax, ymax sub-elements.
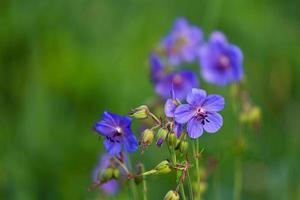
<box><xmin>195</xmin><ymin>107</ymin><xmax>210</xmax><ymax>125</ymax></box>
<box><xmin>106</xmin><ymin>126</ymin><xmax>123</xmax><ymax>143</ymax></box>
<box><xmin>196</xmin><ymin>107</ymin><xmax>206</xmax><ymax>114</ymax></box>
<box><xmin>217</xmin><ymin>55</ymin><xmax>230</xmax><ymax>72</ymax></box>
<box><xmin>116</xmin><ymin>126</ymin><xmax>122</xmax><ymax>133</ymax></box>
<box><xmin>176</xmin><ymin>35</ymin><xmax>188</xmax><ymax>48</ymax></box>
<box><xmin>173</xmin><ymin>74</ymin><xmax>183</xmax><ymax>86</ymax></box>
<box><xmin>168</xmin><ymin>34</ymin><xmax>187</xmax><ymax>55</ymax></box>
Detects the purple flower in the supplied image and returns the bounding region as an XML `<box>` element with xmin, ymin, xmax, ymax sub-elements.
<box><xmin>174</xmin><ymin>88</ymin><xmax>225</xmax><ymax>139</ymax></box>
<box><xmin>161</xmin><ymin>17</ymin><xmax>203</xmax><ymax>66</ymax></box>
<box><xmin>199</xmin><ymin>31</ymin><xmax>243</xmax><ymax>86</ymax></box>
<box><xmin>156</xmin><ymin>70</ymin><xmax>199</xmax><ymax>100</ymax></box>
<box><xmin>149</xmin><ymin>53</ymin><xmax>165</xmax><ymax>83</ymax></box>
<box><xmin>164</xmin><ymin>87</ymin><xmax>184</xmax><ymax>137</ymax></box>
<box><xmin>92</xmin><ymin>154</ymin><xmax>119</xmax><ymax>195</ymax></box>
<box><xmin>94</xmin><ymin>112</ymin><xmax>138</xmax><ymax>155</ymax></box>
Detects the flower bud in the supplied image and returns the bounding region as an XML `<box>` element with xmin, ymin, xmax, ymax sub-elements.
<box><xmin>98</xmin><ymin>167</ymin><xmax>114</xmax><ymax>182</ymax></box>
<box><xmin>154</xmin><ymin>160</ymin><xmax>172</xmax><ymax>174</ymax></box>
<box><xmin>112</xmin><ymin>168</ymin><xmax>120</xmax><ymax>179</ymax></box>
<box><xmin>142</xmin><ymin>129</ymin><xmax>154</xmax><ymax>145</ymax></box>
<box><xmin>248</xmin><ymin>106</ymin><xmax>261</xmax><ymax>123</ymax></box>
<box><xmin>199</xmin><ymin>182</ymin><xmax>207</xmax><ymax>194</ymax></box>
<box><xmin>156</xmin><ymin>128</ymin><xmax>168</xmax><ymax>147</ymax></box>
<box><xmin>164</xmin><ymin>190</ymin><xmax>180</xmax><ymax>200</ymax></box>
<box><xmin>193</xmin><ymin>181</ymin><xmax>207</xmax><ymax>195</ymax></box>
<box><xmin>130</xmin><ymin>105</ymin><xmax>149</xmax><ymax>119</ymax></box>
<box><xmin>179</xmin><ymin>141</ymin><xmax>188</xmax><ymax>153</ymax></box>
<box><xmin>167</xmin><ymin>133</ymin><xmax>178</xmax><ymax>147</ymax></box>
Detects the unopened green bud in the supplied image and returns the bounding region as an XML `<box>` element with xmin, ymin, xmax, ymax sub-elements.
<box><xmin>157</xmin><ymin>128</ymin><xmax>168</xmax><ymax>139</ymax></box>
<box><xmin>199</xmin><ymin>182</ymin><xmax>207</xmax><ymax>194</ymax></box>
<box><xmin>112</xmin><ymin>168</ymin><xmax>120</xmax><ymax>179</ymax></box>
<box><xmin>179</xmin><ymin>141</ymin><xmax>188</xmax><ymax>153</ymax></box>
<box><xmin>249</xmin><ymin>106</ymin><xmax>261</xmax><ymax>123</ymax></box>
<box><xmin>240</xmin><ymin>106</ymin><xmax>261</xmax><ymax>125</ymax></box>
<box><xmin>142</xmin><ymin>129</ymin><xmax>154</xmax><ymax>144</ymax></box>
<box><xmin>130</xmin><ymin>105</ymin><xmax>149</xmax><ymax>119</ymax></box>
<box><xmin>164</xmin><ymin>190</ymin><xmax>180</xmax><ymax>200</ymax></box>
<box><xmin>154</xmin><ymin>160</ymin><xmax>171</xmax><ymax>174</ymax></box>
<box><xmin>198</xmin><ymin>167</ymin><xmax>206</xmax><ymax>179</ymax></box>
<box><xmin>193</xmin><ymin>181</ymin><xmax>207</xmax><ymax>195</ymax></box>
<box><xmin>98</xmin><ymin>167</ymin><xmax>114</xmax><ymax>182</ymax></box>
<box><xmin>156</xmin><ymin>128</ymin><xmax>168</xmax><ymax>146</ymax></box>
<box><xmin>167</xmin><ymin>133</ymin><xmax>178</xmax><ymax>147</ymax></box>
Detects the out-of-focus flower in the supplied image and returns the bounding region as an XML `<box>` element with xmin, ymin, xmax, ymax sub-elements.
<box><xmin>149</xmin><ymin>53</ymin><xmax>166</xmax><ymax>84</ymax></box>
<box><xmin>161</xmin><ymin>17</ymin><xmax>203</xmax><ymax>66</ymax></box>
<box><xmin>156</xmin><ymin>70</ymin><xmax>199</xmax><ymax>100</ymax></box>
<box><xmin>94</xmin><ymin>112</ymin><xmax>138</xmax><ymax>155</ymax></box>
<box><xmin>199</xmin><ymin>31</ymin><xmax>243</xmax><ymax>86</ymax></box>
<box><xmin>92</xmin><ymin>154</ymin><xmax>119</xmax><ymax>195</ymax></box>
<box><xmin>174</xmin><ymin>88</ymin><xmax>225</xmax><ymax>138</ymax></box>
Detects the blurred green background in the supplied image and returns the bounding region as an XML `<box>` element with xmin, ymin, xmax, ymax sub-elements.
<box><xmin>1</xmin><ymin>0</ymin><xmax>300</xmax><ymax>199</ymax></box>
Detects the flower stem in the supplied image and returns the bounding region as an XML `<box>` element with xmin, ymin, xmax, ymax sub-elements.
<box><xmin>140</xmin><ymin>164</ymin><xmax>148</xmax><ymax>200</ymax></box>
<box><xmin>148</xmin><ymin>111</ymin><xmax>161</xmax><ymax>126</ymax></box>
<box><xmin>233</xmin><ymin>156</ymin><xmax>242</xmax><ymax>200</ymax></box>
<box><xmin>113</xmin><ymin>157</ymin><xmax>130</xmax><ymax>175</ymax></box>
<box><xmin>187</xmin><ymin>169</ymin><xmax>194</xmax><ymax>200</ymax></box>
<box><xmin>118</xmin><ymin>154</ymin><xmax>139</xmax><ymax>200</ymax></box>
<box><xmin>180</xmin><ymin>184</ymin><xmax>187</xmax><ymax>200</ymax></box>
<box><xmin>193</xmin><ymin>140</ymin><xmax>201</xmax><ymax>200</ymax></box>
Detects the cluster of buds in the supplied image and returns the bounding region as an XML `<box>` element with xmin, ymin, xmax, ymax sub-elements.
<box><xmin>98</xmin><ymin>167</ymin><xmax>121</xmax><ymax>183</ymax></box>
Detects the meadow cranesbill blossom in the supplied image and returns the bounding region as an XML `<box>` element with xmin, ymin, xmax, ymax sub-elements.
<box><xmin>92</xmin><ymin>154</ymin><xmax>119</xmax><ymax>195</ymax></box>
<box><xmin>199</xmin><ymin>31</ymin><xmax>243</xmax><ymax>86</ymax></box>
<box><xmin>94</xmin><ymin>112</ymin><xmax>138</xmax><ymax>155</ymax></box>
<box><xmin>156</xmin><ymin>70</ymin><xmax>199</xmax><ymax>100</ymax></box>
<box><xmin>164</xmin><ymin>89</ymin><xmax>183</xmax><ymax>137</ymax></box>
<box><xmin>175</xmin><ymin>88</ymin><xmax>225</xmax><ymax>138</ymax></box>
<box><xmin>160</xmin><ymin>17</ymin><xmax>203</xmax><ymax>66</ymax></box>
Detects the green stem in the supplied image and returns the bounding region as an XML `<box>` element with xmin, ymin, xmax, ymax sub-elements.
<box><xmin>141</xmin><ymin>164</ymin><xmax>148</xmax><ymax>200</ymax></box>
<box><xmin>148</xmin><ymin>111</ymin><xmax>161</xmax><ymax>126</ymax></box>
<box><xmin>193</xmin><ymin>140</ymin><xmax>201</xmax><ymax>200</ymax></box>
<box><xmin>233</xmin><ymin>156</ymin><xmax>242</xmax><ymax>200</ymax></box>
<box><xmin>180</xmin><ymin>184</ymin><xmax>187</xmax><ymax>200</ymax></box>
<box><xmin>122</xmin><ymin>154</ymin><xmax>139</xmax><ymax>200</ymax></box>
<box><xmin>113</xmin><ymin>157</ymin><xmax>130</xmax><ymax>175</ymax></box>
<box><xmin>187</xmin><ymin>169</ymin><xmax>194</xmax><ymax>200</ymax></box>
